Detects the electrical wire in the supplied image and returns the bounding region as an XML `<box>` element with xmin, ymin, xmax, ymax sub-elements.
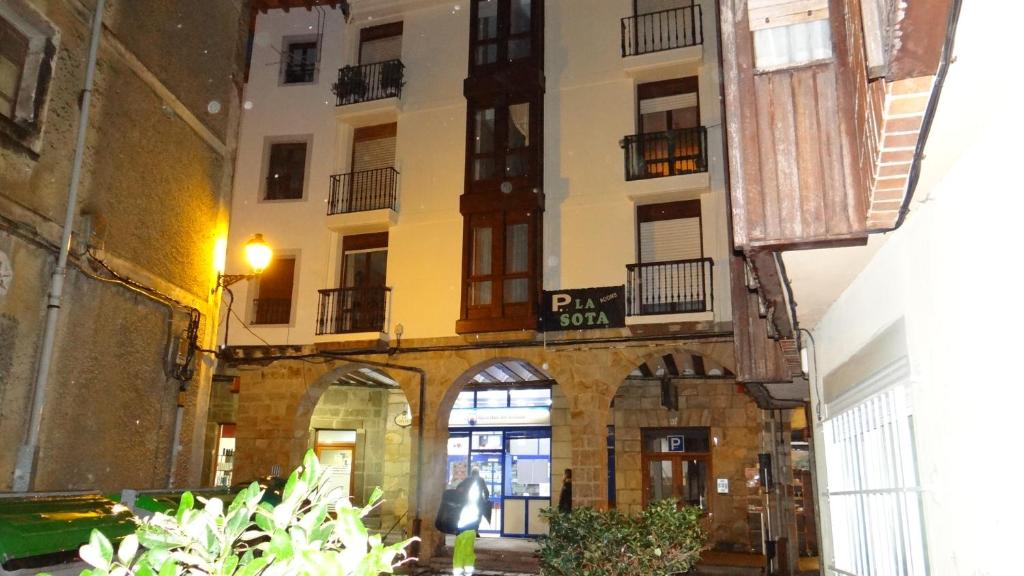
<box><xmin>798</xmin><ymin>328</ymin><xmax>822</xmax><ymax>422</ymax></box>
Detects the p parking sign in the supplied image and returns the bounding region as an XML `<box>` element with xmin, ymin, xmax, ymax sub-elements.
<box><xmin>667</xmin><ymin>436</ymin><xmax>686</xmax><ymax>452</ymax></box>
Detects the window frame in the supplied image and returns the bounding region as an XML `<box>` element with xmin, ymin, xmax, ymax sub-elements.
<box><xmin>469</xmin><ymin>0</ymin><xmax>542</xmax><ymax>73</ymax></box>
<box><xmin>635</xmin><ymin>199</ymin><xmax>704</xmax><ymax>264</ymax></box>
<box><xmin>260</xmin><ymin>135</ymin><xmax>312</xmax><ymax>202</ymax></box>
<box><xmin>640</xmin><ymin>427</ymin><xmax>712</xmax><ymax>510</ymax></box>
<box><xmin>636</xmin><ymin>77</ymin><xmax>700</xmax><ymax>135</ymax></box>
<box><xmin>251</xmin><ymin>253</ymin><xmax>298</xmax><ymax>326</ymax></box>
<box><xmin>358</xmin><ymin>21</ymin><xmax>403</xmax><ymax>65</ymax></box>
<box><xmin>460</xmin><ymin>210</ymin><xmax>538</xmax><ymax>327</ymax></box>
<box><xmin>465</xmin><ymin>94</ymin><xmax>539</xmax><ymax>194</ymax></box>
<box><xmin>0</xmin><ymin>1</ymin><xmax>58</xmax><ymax>152</ymax></box>
<box><xmin>279</xmin><ymin>35</ymin><xmax>320</xmax><ymax>86</ymax></box>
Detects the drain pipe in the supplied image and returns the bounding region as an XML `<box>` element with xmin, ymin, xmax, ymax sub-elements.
<box><xmin>13</xmin><ymin>0</ymin><xmax>107</xmax><ymax>492</ymax></box>
<box><xmin>331</xmin><ymin>355</ymin><xmax>427</xmax><ymax>555</ymax></box>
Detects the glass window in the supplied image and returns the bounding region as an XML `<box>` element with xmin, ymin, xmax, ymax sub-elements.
<box><xmin>508</xmin><ymin>103</ymin><xmax>529</xmax><ymax>148</ymax></box>
<box><xmin>510</xmin><ymin>0</ymin><xmax>531</xmax><ymax>33</ymax></box>
<box><xmin>317</xmin><ymin>429</ymin><xmax>357</xmax><ymax>444</ymax></box>
<box><xmin>283</xmin><ymin>40</ymin><xmax>317</xmax><ymax>84</ymax></box>
<box><xmin>645</xmin><ymin>428</ymin><xmax>710</xmax><ymax>453</ymax></box>
<box><xmin>753</xmin><ymin>19</ymin><xmax>833</xmax><ymax>71</ymax></box>
<box><xmin>254</xmin><ymin>256</ymin><xmax>295</xmax><ymax>324</ymax></box>
<box><xmin>477</xmin><ymin>0</ymin><xmax>498</xmax><ymax>39</ymax></box>
<box><xmin>472</xmin><ymin>431</ymin><xmax>503</xmax><ymax>450</ymax></box>
<box><xmin>265</xmin><ymin>141</ymin><xmax>307</xmax><ymax>200</ymax></box>
<box><xmin>509</xmin><ymin>388</ymin><xmax>552</xmax><ymax>407</ymax></box>
<box><xmin>476</xmin><ymin>389</ymin><xmax>509</xmax><ymax>408</ymax></box>
<box><xmin>454</xmin><ymin>390</ymin><xmax>476</xmax><ymax>409</ymax></box>
<box><xmin>472</xmin><ymin>226</ymin><xmax>493</xmax><ymax>276</ymax></box>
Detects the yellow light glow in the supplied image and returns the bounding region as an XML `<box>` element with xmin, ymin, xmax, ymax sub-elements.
<box><xmin>244</xmin><ymin>234</ymin><xmax>273</xmax><ymax>274</ymax></box>
<box><xmin>213</xmin><ymin>237</ymin><xmax>227</xmax><ymax>274</ymax></box>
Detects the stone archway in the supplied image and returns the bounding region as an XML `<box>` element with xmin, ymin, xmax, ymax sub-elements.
<box><xmin>602</xmin><ymin>347</ymin><xmax>765</xmax><ymax>552</ymax></box>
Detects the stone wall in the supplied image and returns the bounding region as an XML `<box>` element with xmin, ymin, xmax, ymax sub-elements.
<box><xmin>0</xmin><ymin>0</ymin><xmax>245</xmax><ymax>490</ymax></box>
<box><xmin>308</xmin><ymin>385</ymin><xmax>389</xmax><ymax>508</ymax></box>
<box><xmin>226</xmin><ymin>338</ymin><xmax>739</xmax><ymax>558</ymax></box>
<box><xmin>611</xmin><ymin>378</ymin><xmax>765</xmax><ymax>552</ymax></box>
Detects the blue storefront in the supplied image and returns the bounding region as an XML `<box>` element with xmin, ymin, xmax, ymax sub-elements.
<box><xmin>447</xmin><ymin>386</ymin><xmax>552</xmax><ymax>538</ymax></box>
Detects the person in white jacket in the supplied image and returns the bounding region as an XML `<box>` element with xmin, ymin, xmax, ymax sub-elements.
<box><xmin>452</xmin><ymin>468</ymin><xmax>490</xmax><ymax>576</ymax></box>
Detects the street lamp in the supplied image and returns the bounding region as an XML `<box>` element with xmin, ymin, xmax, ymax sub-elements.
<box><xmin>213</xmin><ymin>233</ymin><xmax>273</xmax><ymax>293</ymax></box>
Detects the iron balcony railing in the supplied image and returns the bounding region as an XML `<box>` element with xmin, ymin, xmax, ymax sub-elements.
<box><xmin>316</xmin><ymin>286</ymin><xmax>390</xmax><ymax>335</ymax></box>
<box><xmin>251</xmin><ymin>298</ymin><xmax>292</xmax><ymax>325</ymax></box>
<box><xmin>626</xmin><ymin>258</ymin><xmax>713</xmax><ymax>316</ymax></box>
<box><xmin>621</xmin><ymin>4</ymin><xmax>703</xmax><ymax>57</ymax></box>
<box><xmin>327</xmin><ymin>167</ymin><xmax>399</xmax><ymax>215</ymax></box>
<box><xmin>622</xmin><ymin>126</ymin><xmax>707</xmax><ymax>181</ymax></box>
<box><xmin>334</xmin><ymin>59</ymin><xmax>405</xmax><ymax>106</ymax></box>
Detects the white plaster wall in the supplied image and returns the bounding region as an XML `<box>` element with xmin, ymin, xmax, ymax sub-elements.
<box><xmin>805</xmin><ymin>4</ymin><xmax>1024</xmax><ymax>572</ymax></box>
<box><xmin>224</xmin><ymin>0</ymin><xmax>732</xmax><ymax>345</ymax></box>
<box><xmin>223</xmin><ymin>8</ymin><xmax>348</xmax><ymax>346</ymax></box>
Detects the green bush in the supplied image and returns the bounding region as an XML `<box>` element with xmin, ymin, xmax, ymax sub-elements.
<box><xmin>59</xmin><ymin>450</ymin><xmax>415</xmax><ymax>576</ymax></box>
<box><xmin>538</xmin><ymin>501</ymin><xmax>706</xmax><ymax>576</ymax></box>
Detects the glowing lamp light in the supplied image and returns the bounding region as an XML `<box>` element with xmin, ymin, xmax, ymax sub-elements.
<box><xmin>244</xmin><ymin>234</ymin><xmax>273</xmax><ymax>274</ymax></box>
<box><xmin>212</xmin><ymin>233</ymin><xmax>274</xmax><ymax>294</ymax></box>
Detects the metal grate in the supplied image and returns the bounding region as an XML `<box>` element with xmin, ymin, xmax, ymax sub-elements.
<box><xmin>824</xmin><ymin>385</ymin><xmax>928</xmax><ymax>575</ymax></box>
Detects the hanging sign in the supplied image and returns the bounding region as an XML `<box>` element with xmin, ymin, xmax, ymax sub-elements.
<box><xmin>542</xmin><ymin>286</ymin><xmax>625</xmax><ymax>331</ymax></box>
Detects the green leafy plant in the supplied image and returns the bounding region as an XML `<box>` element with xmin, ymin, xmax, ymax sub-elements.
<box><xmin>62</xmin><ymin>450</ymin><xmax>415</xmax><ymax>576</ymax></box>
<box><xmin>332</xmin><ymin>66</ymin><xmax>367</xmax><ymax>104</ymax></box>
<box><xmin>538</xmin><ymin>500</ymin><xmax>706</xmax><ymax>576</ymax></box>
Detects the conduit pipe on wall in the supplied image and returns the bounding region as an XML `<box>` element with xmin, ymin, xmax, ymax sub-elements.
<box><xmin>13</xmin><ymin>0</ymin><xmax>108</xmax><ymax>492</ymax></box>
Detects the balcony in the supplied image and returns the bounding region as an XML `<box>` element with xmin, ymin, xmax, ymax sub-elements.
<box><xmin>626</xmin><ymin>258</ymin><xmax>713</xmax><ymax>319</ymax></box>
<box><xmin>621</xmin><ymin>5</ymin><xmax>703</xmax><ymax>76</ymax></box>
<box><xmin>334</xmin><ymin>60</ymin><xmax>405</xmax><ymax>127</ymax></box>
<box><xmin>316</xmin><ymin>286</ymin><xmax>390</xmax><ymax>335</ymax></box>
<box><xmin>251</xmin><ymin>298</ymin><xmax>292</xmax><ymax>325</ymax></box>
<box><xmin>326</xmin><ymin>167</ymin><xmax>399</xmax><ymax>233</ymax></box>
<box><xmin>622</xmin><ymin>5</ymin><xmax>703</xmax><ymax>57</ymax></box>
<box><xmin>622</xmin><ymin>126</ymin><xmax>707</xmax><ymax>182</ymax></box>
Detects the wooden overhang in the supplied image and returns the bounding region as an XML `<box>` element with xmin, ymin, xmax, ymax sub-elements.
<box><xmin>252</xmin><ymin>0</ymin><xmax>346</xmax><ymax>13</ymax></box>
<box><xmin>720</xmin><ymin>0</ymin><xmax>954</xmax><ymax>385</ymax></box>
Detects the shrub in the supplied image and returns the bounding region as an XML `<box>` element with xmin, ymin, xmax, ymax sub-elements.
<box><xmin>538</xmin><ymin>501</ymin><xmax>706</xmax><ymax>576</ymax></box>
<box><xmin>59</xmin><ymin>450</ymin><xmax>415</xmax><ymax>576</ymax></box>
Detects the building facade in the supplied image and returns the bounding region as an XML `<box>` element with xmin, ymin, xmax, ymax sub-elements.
<box><xmin>0</xmin><ymin>0</ymin><xmax>245</xmax><ymax>491</ymax></box>
<box><xmin>216</xmin><ymin>0</ymin><xmax>810</xmax><ymax>570</ymax></box>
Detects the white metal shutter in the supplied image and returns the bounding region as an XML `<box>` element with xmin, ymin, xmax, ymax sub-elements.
<box><xmin>640</xmin><ymin>217</ymin><xmax>701</xmax><ymax>263</ymax></box>
<box><xmin>639</xmin><ymin>92</ymin><xmax>698</xmax><ymax>116</ymax></box>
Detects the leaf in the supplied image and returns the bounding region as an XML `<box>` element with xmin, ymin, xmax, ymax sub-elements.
<box><xmin>135</xmin><ymin>562</ymin><xmax>155</xmax><ymax>576</ymax></box>
<box><xmin>205</xmin><ymin>496</ymin><xmax>225</xmax><ymax>518</ymax></box>
<box><xmin>301</xmin><ymin>450</ymin><xmax>321</xmax><ymax>489</ymax></box>
<box><xmin>117</xmin><ymin>534</ymin><xmax>139</xmax><ymax>564</ymax></box>
<box><xmin>157</xmin><ymin>557</ymin><xmax>177</xmax><ymax>576</ymax></box>
<box><xmin>236</xmin><ymin>556</ymin><xmax>268</xmax><ymax>576</ymax></box>
<box><xmin>282</xmin><ymin>469</ymin><xmax>300</xmax><ymax>502</ymax></box>
<box><xmin>254</xmin><ymin>502</ymin><xmax>275</xmax><ymax>532</ymax></box>
<box><xmin>221</xmin><ymin>554</ymin><xmax>240</xmax><ymax>575</ymax></box>
<box><xmin>173</xmin><ymin>492</ymin><xmax>194</xmax><ymax>525</ymax></box>
<box><xmin>268</xmin><ymin>529</ymin><xmax>293</xmax><ymax>560</ymax></box>
<box><xmin>80</xmin><ymin>530</ymin><xmax>113</xmax><ymax>570</ymax></box>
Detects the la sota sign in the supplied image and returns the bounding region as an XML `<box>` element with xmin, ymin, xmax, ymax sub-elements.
<box><xmin>542</xmin><ymin>286</ymin><xmax>625</xmax><ymax>331</ymax></box>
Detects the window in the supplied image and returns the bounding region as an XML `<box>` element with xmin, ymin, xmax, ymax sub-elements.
<box><xmin>281</xmin><ymin>38</ymin><xmax>317</xmax><ymax>84</ymax></box>
<box><xmin>626</xmin><ymin>78</ymin><xmax>705</xmax><ymax>180</ymax></box>
<box><xmin>252</xmin><ymin>255</ymin><xmax>296</xmax><ymax>325</ymax></box>
<box><xmin>359</xmin><ymin>22</ymin><xmax>403</xmax><ymax>65</ymax></box>
<box><xmin>0</xmin><ymin>2</ymin><xmax>57</xmax><ymax>149</ymax></box>
<box><xmin>748</xmin><ymin>0</ymin><xmax>832</xmax><ymax>71</ymax></box>
<box><xmin>824</xmin><ymin>384</ymin><xmax>927</xmax><ymax>576</ymax></box>
<box><xmin>641</xmin><ymin>428</ymin><xmax>710</xmax><ymax>509</ymax></box>
<box><xmin>464</xmin><ymin>211</ymin><xmax>534</xmax><ymax>319</ymax></box>
<box><xmin>631</xmin><ymin>200</ymin><xmax>708</xmax><ymax>315</ymax></box>
<box><xmin>469</xmin><ymin>100</ymin><xmax>533</xmax><ymax>183</ymax></box>
<box><xmin>264</xmin><ymin>140</ymin><xmax>308</xmax><ymax>200</ymax></box>
<box><xmin>471</xmin><ymin>0</ymin><xmax>535</xmax><ymax>68</ymax></box>
<box><xmin>0</xmin><ymin>16</ymin><xmax>28</xmax><ymax>120</ymax></box>
<box><xmin>331</xmin><ymin>233</ymin><xmax>388</xmax><ymax>333</ymax></box>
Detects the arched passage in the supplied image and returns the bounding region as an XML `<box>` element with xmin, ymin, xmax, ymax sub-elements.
<box><xmin>291</xmin><ymin>363</ymin><xmax>416</xmax><ymax>538</ymax></box>
<box><xmin>603</xmin><ymin>348</ymin><xmax>767</xmax><ymax>553</ymax></box>
<box><xmin>434</xmin><ymin>358</ymin><xmax>568</xmax><ymax>539</ymax></box>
